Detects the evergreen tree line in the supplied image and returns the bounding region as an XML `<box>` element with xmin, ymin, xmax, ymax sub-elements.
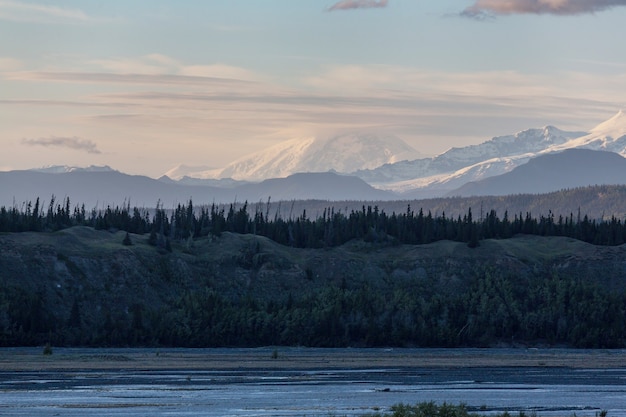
<box><xmin>164</xmin><ymin>269</ymin><xmax>624</xmax><ymax>348</ymax></box>
<box><xmin>2</xmin><ymin>267</ymin><xmax>623</xmax><ymax>348</ymax></box>
<box><xmin>1</xmin><ymin>196</ymin><xmax>626</xmax><ymax>247</ymax></box>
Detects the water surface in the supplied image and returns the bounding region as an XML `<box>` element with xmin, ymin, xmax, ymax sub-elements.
<box><xmin>1</xmin><ymin>348</ymin><xmax>625</xmax><ymax>416</ymax></box>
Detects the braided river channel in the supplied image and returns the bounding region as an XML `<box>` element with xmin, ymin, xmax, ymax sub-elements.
<box><xmin>1</xmin><ymin>348</ymin><xmax>626</xmax><ymax>416</ymax></box>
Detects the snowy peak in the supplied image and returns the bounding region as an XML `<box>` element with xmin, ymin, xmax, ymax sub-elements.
<box><xmin>172</xmin><ymin>133</ymin><xmax>421</xmax><ymax>182</ymax></box>
<box><xmin>549</xmin><ymin>110</ymin><xmax>626</xmax><ymax>155</ymax></box>
<box><xmin>436</xmin><ymin>125</ymin><xmax>585</xmax><ymax>166</ymax></box>
<box><xmin>219</xmin><ymin>136</ymin><xmax>318</xmax><ymax>181</ymax></box>
<box><xmin>296</xmin><ymin>133</ymin><xmax>419</xmax><ymax>173</ymax></box>
<box><xmin>589</xmin><ymin>109</ymin><xmax>626</xmax><ymax>139</ymax></box>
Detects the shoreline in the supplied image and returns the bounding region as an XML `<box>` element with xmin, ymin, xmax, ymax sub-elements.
<box><xmin>1</xmin><ymin>347</ymin><xmax>625</xmax><ymax>372</ymax></box>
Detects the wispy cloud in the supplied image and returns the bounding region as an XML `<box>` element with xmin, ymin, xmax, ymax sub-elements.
<box><xmin>87</xmin><ymin>65</ymin><xmax>621</xmax><ymax>133</ymax></box>
<box><xmin>0</xmin><ymin>98</ymin><xmax>134</xmax><ymax>108</ymax></box>
<box><xmin>7</xmin><ymin>71</ymin><xmax>256</xmax><ymax>88</ymax></box>
<box><xmin>21</xmin><ymin>136</ymin><xmax>101</xmax><ymax>154</ymax></box>
<box><xmin>0</xmin><ymin>57</ymin><xmax>22</xmax><ymax>71</ymax></box>
<box><xmin>4</xmin><ymin>54</ymin><xmax>264</xmax><ymax>87</ymax></box>
<box><xmin>8</xmin><ymin>61</ymin><xmax>624</xmax><ymax>131</ymax></box>
<box><xmin>85</xmin><ymin>54</ymin><xmax>263</xmax><ymax>82</ymax></box>
<box><xmin>0</xmin><ymin>0</ymin><xmax>109</xmax><ymax>24</ymax></box>
<box><xmin>462</xmin><ymin>0</ymin><xmax>626</xmax><ymax>18</ymax></box>
<box><xmin>88</xmin><ymin>54</ymin><xmax>180</xmax><ymax>76</ymax></box>
<box><xmin>327</xmin><ymin>0</ymin><xmax>388</xmax><ymax>12</ymax></box>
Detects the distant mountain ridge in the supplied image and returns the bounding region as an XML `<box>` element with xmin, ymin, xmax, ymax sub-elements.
<box><xmin>0</xmin><ymin>170</ymin><xmax>393</xmax><ymax>208</ymax></box>
<box><xmin>31</xmin><ymin>165</ymin><xmax>116</xmax><ymax>174</ymax></box>
<box><xmin>4</xmin><ymin>167</ymin><xmax>626</xmax><ymax>220</ymax></box>
<box><xmin>449</xmin><ymin>149</ymin><xmax>626</xmax><ymax>197</ymax></box>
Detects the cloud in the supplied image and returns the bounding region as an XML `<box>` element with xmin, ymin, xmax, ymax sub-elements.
<box><xmin>0</xmin><ymin>0</ymin><xmax>99</xmax><ymax>23</ymax></box>
<box><xmin>0</xmin><ymin>98</ymin><xmax>134</xmax><ymax>108</ymax></box>
<box><xmin>328</xmin><ymin>0</ymin><xmax>388</xmax><ymax>12</ymax></box>
<box><xmin>89</xmin><ymin>54</ymin><xmax>180</xmax><ymax>76</ymax></box>
<box><xmin>85</xmin><ymin>54</ymin><xmax>263</xmax><ymax>82</ymax></box>
<box><xmin>7</xmin><ymin>71</ymin><xmax>256</xmax><ymax>88</ymax></box>
<box><xmin>179</xmin><ymin>64</ymin><xmax>262</xmax><ymax>81</ymax></box>
<box><xmin>3</xmin><ymin>54</ymin><xmax>264</xmax><ymax>93</ymax></box>
<box><xmin>462</xmin><ymin>0</ymin><xmax>626</xmax><ymax>17</ymax></box>
<box><xmin>21</xmin><ymin>136</ymin><xmax>101</xmax><ymax>154</ymax></box>
<box><xmin>0</xmin><ymin>57</ymin><xmax>22</xmax><ymax>71</ymax></box>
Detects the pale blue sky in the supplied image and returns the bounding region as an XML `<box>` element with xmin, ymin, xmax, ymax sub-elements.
<box><xmin>2</xmin><ymin>0</ymin><xmax>626</xmax><ymax>176</ymax></box>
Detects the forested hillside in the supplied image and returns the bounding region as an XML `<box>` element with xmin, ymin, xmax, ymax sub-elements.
<box><xmin>2</xmin><ymin>195</ymin><xmax>626</xmax><ymax>349</ymax></box>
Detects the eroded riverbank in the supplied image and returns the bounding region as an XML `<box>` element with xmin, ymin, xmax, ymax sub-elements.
<box><xmin>1</xmin><ymin>347</ymin><xmax>625</xmax><ymax>371</ymax></box>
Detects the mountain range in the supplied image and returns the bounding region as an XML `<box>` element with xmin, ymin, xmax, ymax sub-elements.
<box><xmin>0</xmin><ymin>170</ymin><xmax>394</xmax><ymax>209</ymax></box>
<box><xmin>2</xmin><ymin>111</ymin><xmax>626</xmax><ymax>207</ymax></box>
<box><xmin>163</xmin><ymin>109</ymin><xmax>626</xmax><ymax>197</ymax></box>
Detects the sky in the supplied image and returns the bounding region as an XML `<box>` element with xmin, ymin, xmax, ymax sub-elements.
<box><xmin>1</xmin><ymin>0</ymin><xmax>626</xmax><ymax>178</ymax></box>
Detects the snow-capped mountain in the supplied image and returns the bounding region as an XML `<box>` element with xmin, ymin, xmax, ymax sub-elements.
<box><xmin>386</xmin><ymin>156</ymin><xmax>524</xmax><ymax>195</ymax></box>
<box><xmin>417</xmin><ymin>110</ymin><xmax>626</xmax><ymax>196</ymax></box>
<box><xmin>548</xmin><ymin>109</ymin><xmax>626</xmax><ymax>155</ymax></box>
<box><xmin>160</xmin><ymin>110</ymin><xmax>626</xmax><ymax>198</ymax></box>
<box><xmin>30</xmin><ymin>165</ymin><xmax>116</xmax><ymax>174</ymax></box>
<box><xmin>354</xmin><ymin>125</ymin><xmax>586</xmax><ymax>193</ymax></box>
<box><xmin>354</xmin><ymin>111</ymin><xmax>626</xmax><ymax>196</ymax></box>
<box><xmin>166</xmin><ymin>133</ymin><xmax>421</xmax><ymax>181</ymax></box>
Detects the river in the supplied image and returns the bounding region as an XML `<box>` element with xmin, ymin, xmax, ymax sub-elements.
<box><xmin>1</xmin><ymin>348</ymin><xmax>625</xmax><ymax>416</ymax></box>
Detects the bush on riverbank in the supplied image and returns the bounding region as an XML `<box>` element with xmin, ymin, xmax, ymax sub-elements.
<box><xmin>363</xmin><ymin>402</ymin><xmax>607</xmax><ymax>417</ymax></box>
<box><xmin>368</xmin><ymin>402</ymin><xmax>474</xmax><ymax>417</ymax></box>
